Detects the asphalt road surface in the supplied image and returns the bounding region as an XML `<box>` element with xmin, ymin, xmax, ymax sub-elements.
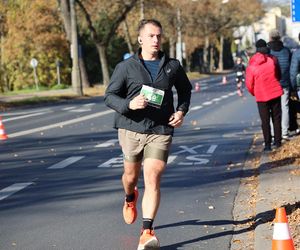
<box><xmin>0</xmin><ymin>75</ymin><xmax>261</xmax><ymax>250</ymax></box>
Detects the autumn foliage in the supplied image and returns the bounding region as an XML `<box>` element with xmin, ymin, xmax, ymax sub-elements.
<box><xmin>0</xmin><ymin>0</ymin><xmax>264</xmax><ymax>93</ymax></box>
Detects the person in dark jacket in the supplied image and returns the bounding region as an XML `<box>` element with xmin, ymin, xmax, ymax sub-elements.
<box><xmin>268</xmin><ymin>29</ymin><xmax>292</xmax><ymax>140</ymax></box>
<box><xmin>289</xmin><ymin>32</ymin><xmax>300</xmax><ymax>135</ymax></box>
<box><xmin>246</xmin><ymin>39</ymin><xmax>283</xmax><ymax>151</ymax></box>
<box><xmin>104</xmin><ymin>19</ymin><xmax>192</xmax><ymax>250</ymax></box>
<box><xmin>233</xmin><ymin>57</ymin><xmax>246</xmax><ymax>96</ymax></box>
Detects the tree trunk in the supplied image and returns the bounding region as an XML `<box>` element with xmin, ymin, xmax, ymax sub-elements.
<box><xmin>186</xmin><ymin>55</ymin><xmax>191</xmax><ymax>72</ymax></box>
<box><xmin>218</xmin><ymin>35</ymin><xmax>224</xmax><ymax>72</ymax></box>
<box><xmin>59</xmin><ymin>0</ymin><xmax>90</xmax><ymax>88</ymax></box>
<box><xmin>169</xmin><ymin>37</ymin><xmax>176</xmax><ymax>58</ymax></box>
<box><xmin>96</xmin><ymin>43</ymin><xmax>110</xmax><ymax>86</ymax></box>
<box><xmin>203</xmin><ymin>36</ymin><xmax>209</xmax><ymax>73</ymax></box>
<box><xmin>123</xmin><ymin>21</ymin><xmax>134</xmax><ymax>54</ymax></box>
<box><xmin>59</xmin><ymin>0</ymin><xmax>71</xmax><ymax>41</ymax></box>
<box><xmin>209</xmin><ymin>46</ymin><xmax>214</xmax><ymax>72</ymax></box>
<box><xmin>79</xmin><ymin>55</ymin><xmax>90</xmax><ymax>88</ymax></box>
<box><xmin>70</xmin><ymin>0</ymin><xmax>83</xmax><ymax>96</ymax></box>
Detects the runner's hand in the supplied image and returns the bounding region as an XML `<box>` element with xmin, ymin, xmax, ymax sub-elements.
<box><xmin>168</xmin><ymin>111</ymin><xmax>184</xmax><ymax>128</ymax></box>
<box><xmin>129</xmin><ymin>94</ymin><xmax>148</xmax><ymax>110</ymax></box>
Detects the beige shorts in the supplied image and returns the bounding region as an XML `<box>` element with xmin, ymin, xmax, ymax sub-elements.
<box><xmin>118</xmin><ymin>128</ymin><xmax>172</xmax><ymax>163</ymax></box>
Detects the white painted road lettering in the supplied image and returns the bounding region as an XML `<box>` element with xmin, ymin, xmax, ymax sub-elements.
<box><xmin>98</xmin><ymin>156</ymin><xmax>123</xmax><ymax>168</ymax></box>
<box><xmin>178</xmin><ymin>155</ymin><xmax>210</xmax><ymax>165</ymax></box>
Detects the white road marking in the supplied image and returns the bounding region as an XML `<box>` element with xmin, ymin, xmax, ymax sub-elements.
<box><xmin>62</xmin><ymin>107</ymin><xmax>76</xmax><ymax>110</ymax></box>
<box><xmin>220</xmin><ymin>95</ymin><xmax>229</xmax><ymax>99</ymax></box>
<box><xmin>98</xmin><ymin>156</ymin><xmax>123</xmax><ymax>168</ymax></box>
<box><xmin>2</xmin><ymin>111</ymin><xmax>52</xmax><ymax>122</ymax></box>
<box><xmin>83</xmin><ymin>103</ymin><xmax>96</xmax><ymax>107</ymax></box>
<box><xmin>0</xmin><ymin>182</ymin><xmax>33</xmax><ymax>201</ymax></box>
<box><xmin>202</xmin><ymin>101</ymin><xmax>213</xmax><ymax>106</ymax></box>
<box><xmin>8</xmin><ymin>109</ymin><xmax>114</xmax><ymax>138</ymax></box>
<box><xmin>207</xmin><ymin>145</ymin><xmax>218</xmax><ymax>154</ymax></box>
<box><xmin>190</xmin><ymin>105</ymin><xmax>203</xmax><ymax>111</ymax></box>
<box><xmin>167</xmin><ymin>155</ymin><xmax>177</xmax><ymax>164</ymax></box>
<box><xmin>48</xmin><ymin>156</ymin><xmax>85</xmax><ymax>169</ymax></box>
<box><xmin>95</xmin><ymin>139</ymin><xmax>119</xmax><ymax>148</ymax></box>
<box><xmin>69</xmin><ymin>109</ymin><xmax>91</xmax><ymax>112</ymax></box>
<box><xmin>2</xmin><ymin>108</ymin><xmax>51</xmax><ymax>117</ymax></box>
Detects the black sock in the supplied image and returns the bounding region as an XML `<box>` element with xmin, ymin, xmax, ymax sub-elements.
<box><xmin>125</xmin><ymin>192</ymin><xmax>135</xmax><ymax>202</ymax></box>
<box><xmin>143</xmin><ymin>218</ymin><xmax>154</xmax><ymax>230</ymax></box>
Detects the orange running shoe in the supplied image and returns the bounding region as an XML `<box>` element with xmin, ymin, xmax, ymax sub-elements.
<box><xmin>137</xmin><ymin>229</ymin><xmax>160</xmax><ymax>250</ymax></box>
<box><xmin>123</xmin><ymin>186</ymin><xmax>138</xmax><ymax>224</ymax></box>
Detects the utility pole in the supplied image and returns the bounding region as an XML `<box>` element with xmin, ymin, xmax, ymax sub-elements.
<box><xmin>70</xmin><ymin>0</ymin><xmax>83</xmax><ymax>96</ymax></box>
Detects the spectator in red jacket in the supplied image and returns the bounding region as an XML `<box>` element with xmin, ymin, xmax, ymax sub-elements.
<box><xmin>246</xmin><ymin>39</ymin><xmax>283</xmax><ymax>151</ymax></box>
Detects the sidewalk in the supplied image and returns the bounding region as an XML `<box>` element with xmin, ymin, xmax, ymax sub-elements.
<box><xmin>231</xmin><ymin>134</ymin><xmax>300</xmax><ymax>249</ymax></box>
<box><xmin>255</xmin><ymin>148</ymin><xmax>300</xmax><ymax>249</ymax></box>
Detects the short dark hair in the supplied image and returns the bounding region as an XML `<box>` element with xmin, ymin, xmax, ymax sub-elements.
<box><xmin>138</xmin><ymin>19</ymin><xmax>162</xmax><ymax>34</ymax></box>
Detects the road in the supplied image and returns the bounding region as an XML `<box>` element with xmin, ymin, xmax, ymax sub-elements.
<box><xmin>0</xmin><ymin>75</ymin><xmax>261</xmax><ymax>250</ymax></box>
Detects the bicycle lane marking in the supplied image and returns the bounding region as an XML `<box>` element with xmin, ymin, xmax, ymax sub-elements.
<box><xmin>97</xmin><ymin>144</ymin><xmax>218</xmax><ymax>168</ymax></box>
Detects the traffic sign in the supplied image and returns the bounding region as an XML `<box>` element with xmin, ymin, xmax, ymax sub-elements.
<box><xmin>30</xmin><ymin>58</ymin><xmax>38</xmax><ymax>68</ymax></box>
<box><xmin>292</xmin><ymin>0</ymin><xmax>300</xmax><ymax>22</ymax></box>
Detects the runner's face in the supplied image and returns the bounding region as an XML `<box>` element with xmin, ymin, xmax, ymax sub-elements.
<box><xmin>139</xmin><ymin>23</ymin><xmax>162</xmax><ymax>56</ymax></box>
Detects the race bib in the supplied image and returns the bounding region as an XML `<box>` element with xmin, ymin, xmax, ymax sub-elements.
<box><xmin>140</xmin><ymin>85</ymin><xmax>165</xmax><ymax>108</ymax></box>
<box><xmin>237</xmin><ymin>72</ymin><xmax>243</xmax><ymax>76</ymax></box>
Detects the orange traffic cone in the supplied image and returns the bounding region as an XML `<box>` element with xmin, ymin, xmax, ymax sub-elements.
<box><xmin>272</xmin><ymin>207</ymin><xmax>295</xmax><ymax>250</ymax></box>
<box><xmin>0</xmin><ymin>116</ymin><xmax>8</xmax><ymax>140</ymax></box>
<box><xmin>195</xmin><ymin>82</ymin><xmax>200</xmax><ymax>92</ymax></box>
<box><xmin>222</xmin><ymin>76</ymin><xmax>227</xmax><ymax>84</ymax></box>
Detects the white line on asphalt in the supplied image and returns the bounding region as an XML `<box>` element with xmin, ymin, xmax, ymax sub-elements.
<box><xmin>69</xmin><ymin>109</ymin><xmax>91</xmax><ymax>112</ymax></box>
<box><xmin>190</xmin><ymin>105</ymin><xmax>203</xmax><ymax>111</ymax></box>
<box><xmin>62</xmin><ymin>107</ymin><xmax>76</xmax><ymax>110</ymax></box>
<box><xmin>83</xmin><ymin>103</ymin><xmax>96</xmax><ymax>107</ymax></box>
<box><xmin>2</xmin><ymin>111</ymin><xmax>52</xmax><ymax>122</ymax></box>
<box><xmin>8</xmin><ymin>109</ymin><xmax>114</xmax><ymax>138</ymax></box>
<box><xmin>202</xmin><ymin>101</ymin><xmax>213</xmax><ymax>106</ymax></box>
<box><xmin>167</xmin><ymin>155</ymin><xmax>177</xmax><ymax>164</ymax></box>
<box><xmin>95</xmin><ymin>139</ymin><xmax>119</xmax><ymax>148</ymax></box>
<box><xmin>47</xmin><ymin>156</ymin><xmax>85</xmax><ymax>169</ymax></box>
<box><xmin>2</xmin><ymin>108</ymin><xmax>51</xmax><ymax>117</ymax></box>
<box><xmin>0</xmin><ymin>182</ymin><xmax>33</xmax><ymax>201</ymax></box>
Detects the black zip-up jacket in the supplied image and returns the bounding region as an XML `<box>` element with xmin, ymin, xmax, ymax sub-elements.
<box><xmin>104</xmin><ymin>50</ymin><xmax>192</xmax><ymax>135</ymax></box>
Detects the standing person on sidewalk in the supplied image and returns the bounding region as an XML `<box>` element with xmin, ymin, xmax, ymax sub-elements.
<box><xmin>268</xmin><ymin>29</ymin><xmax>292</xmax><ymax>140</ymax></box>
<box><xmin>289</xmin><ymin>32</ymin><xmax>300</xmax><ymax>135</ymax></box>
<box><xmin>104</xmin><ymin>19</ymin><xmax>192</xmax><ymax>250</ymax></box>
<box><xmin>246</xmin><ymin>39</ymin><xmax>283</xmax><ymax>151</ymax></box>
